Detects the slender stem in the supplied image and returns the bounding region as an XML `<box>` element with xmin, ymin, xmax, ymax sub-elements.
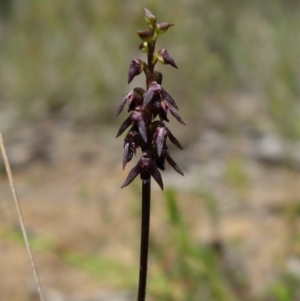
<box><xmin>137</xmin><ymin>172</ymin><xmax>151</xmax><ymax>301</ymax></box>
<box><xmin>146</xmin><ymin>41</ymin><xmax>156</xmax><ymax>87</ymax></box>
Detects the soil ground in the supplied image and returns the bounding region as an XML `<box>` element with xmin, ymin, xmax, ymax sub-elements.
<box><xmin>1</xmin><ymin>119</ymin><xmax>300</xmax><ymax>301</ymax></box>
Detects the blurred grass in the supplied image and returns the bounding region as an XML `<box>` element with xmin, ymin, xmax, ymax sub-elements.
<box><xmin>149</xmin><ymin>188</ymin><xmax>238</xmax><ymax>301</ymax></box>
<box><xmin>2</xmin><ymin>188</ymin><xmax>300</xmax><ymax>300</ymax></box>
<box><xmin>0</xmin><ymin>0</ymin><xmax>299</xmax><ymax>137</ymax></box>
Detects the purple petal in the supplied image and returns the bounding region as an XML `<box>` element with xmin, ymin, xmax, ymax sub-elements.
<box><xmin>134</xmin><ymin>113</ymin><xmax>147</xmax><ymax>143</ymax></box>
<box><xmin>121</xmin><ymin>161</ymin><xmax>142</xmax><ymax>188</ymax></box>
<box><xmin>123</xmin><ymin>143</ymin><xmax>130</xmax><ymax>170</ymax></box>
<box><xmin>142</xmin><ymin>87</ymin><xmax>155</xmax><ymax>110</ymax></box>
<box><xmin>116</xmin><ymin>93</ymin><xmax>130</xmax><ymax>116</ymax></box>
<box><xmin>156</xmin><ymin>128</ymin><xmax>166</xmax><ymax>157</ymax></box>
<box><xmin>168</xmin><ymin>129</ymin><xmax>183</xmax><ymax>150</ymax></box>
<box><xmin>148</xmin><ymin>162</ymin><xmax>164</xmax><ymax>190</ymax></box>
<box><xmin>116</xmin><ymin>115</ymin><xmax>132</xmax><ymax>138</ymax></box>
<box><xmin>163</xmin><ymin>52</ymin><xmax>178</xmax><ymax>69</ymax></box>
<box><xmin>161</xmin><ymin>88</ymin><xmax>178</xmax><ymax>109</ymax></box>
<box><xmin>168</xmin><ymin>105</ymin><xmax>186</xmax><ymax>125</ymax></box>
<box><xmin>128</xmin><ymin>59</ymin><xmax>143</xmax><ymax>84</ymax></box>
<box><xmin>165</xmin><ymin>150</ymin><xmax>184</xmax><ymax>176</ymax></box>
<box><xmin>156</xmin><ymin>155</ymin><xmax>165</xmax><ymax>171</ymax></box>
<box><xmin>142</xmin><ymin>82</ymin><xmax>162</xmax><ymax>110</ymax></box>
<box><xmin>159</xmin><ymin>110</ymin><xmax>170</xmax><ymax>122</ymax></box>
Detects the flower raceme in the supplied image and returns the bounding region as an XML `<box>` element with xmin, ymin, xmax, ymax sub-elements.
<box><xmin>116</xmin><ymin>8</ymin><xmax>185</xmax><ymax>190</ymax></box>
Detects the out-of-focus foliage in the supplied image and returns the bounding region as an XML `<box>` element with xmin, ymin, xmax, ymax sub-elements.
<box><xmin>1</xmin><ymin>0</ymin><xmax>299</xmax><ymax>136</ymax></box>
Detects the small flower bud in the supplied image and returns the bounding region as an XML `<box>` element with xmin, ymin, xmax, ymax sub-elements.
<box><xmin>153</xmin><ymin>71</ymin><xmax>163</xmax><ymax>85</ymax></box>
<box><xmin>128</xmin><ymin>59</ymin><xmax>144</xmax><ymax>84</ymax></box>
<box><xmin>123</xmin><ymin>130</ymin><xmax>142</xmax><ymax>170</ymax></box>
<box><xmin>139</xmin><ymin>42</ymin><xmax>148</xmax><ymax>53</ymax></box>
<box><xmin>144</xmin><ymin>8</ymin><xmax>156</xmax><ymax>29</ymax></box>
<box><xmin>142</xmin><ymin>81</ymin><xmax>162</xmax><ymax>110</ymax></box>
<box><xmin>156</xmin><ymin>49</ymin><xmax>178</xmax><ymax>69</ymax></box>
<box><xmin>152</xmin><ymin>100</ymin><xmax>169</xmax><ymax>122</ymax></box>
<box><xmin>116</xmin><ymin>106</ymin><xmax>149</xmax><ymax>143</ymax></box>
<box><xmin>155</xmin><ymin>22</ymin><xmax>174</xmax><ymax>34</ymax></box>
<box><xmin>151</xmin><ymin>121</ymin><xmax>183</xmax><ymax>157</ymax></box>
<box><xmin>137</xmin><ymin>29</ymin><xmax>155</xmax><ymax>42</ymax></box>
<box><xmin>116</xmin><ymin>88</ymin><xmax>146</xmax><ymax>116</ymax></box>
<box><xmin>128</xmin><ymin>88</ymin><xmax>144</xmax><ymax>111</ymax></box>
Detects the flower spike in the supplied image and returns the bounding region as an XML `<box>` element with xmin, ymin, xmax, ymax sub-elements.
<box><xmin>117</xmin><ymin>8</ymin><xmax>184</xmax><ymax>188</ymax></box>
<box><xmin>116</xmin><ymin>9</ymin><xmax>185</xmax><ymax>301</ymax></box>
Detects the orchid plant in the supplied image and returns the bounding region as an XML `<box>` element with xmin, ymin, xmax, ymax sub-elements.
<box><xmin>116</xmin><ymin>8</ymin><xmax>185</xmax><ymax>301</ymax></box>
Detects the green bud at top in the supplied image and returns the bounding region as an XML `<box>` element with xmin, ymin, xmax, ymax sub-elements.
<box><xmin>144</xmin><ymin>8</ymin><xmax>156</xmax><ymax>29</ymax></box>
<box><xmin>155</xmin><ymin>22</ymin><xmax>174</xmax><ymax>34</ymax></box>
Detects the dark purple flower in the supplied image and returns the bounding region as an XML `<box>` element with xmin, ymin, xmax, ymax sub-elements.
<box><xmin>160</xmin><ymin>87</ymin><xmax>178</xmax><ymax>109</ymax></box>
<box><xmin>155</xmin><ymin>22</ymin><xmax>174</xmax><ymax>34</ymax></box>
<box><xmin>143</xmin><ymin>8</ymin><xmax>156</xmax><ymax>28</ymax></box>
<box><xmin>122</xmin><ymin>130</ymin><xmax>143</xmax><ymax>170</ymax></box>
<box><xmin>116</xmin><ymin>8</ymin><xmax>185</xmax><ymax>190</ymax></box>
<box><xmin>151</xmin><ymin>121</ymin><xmax>183</xmax><ymax>156</ymax></box>
<box><xmin>152</xmin><ymin>99</ymin><xmax>169</xmax><ymax>122</ymax></box>
<box><xmin>142</xmin><ymin>81</ymin><xmax>162</xmax><ymax>110</ymax></box>
<box><xmin>156</xmin><ymin>148</ymin><xmax>184</xmax><ymax>176</ymax></box>
<box><xmin>137</xmin><ymin>29</ymin><xmax>155</xmax><ymax>42</ymax></box>
<box><xmin>128</xmin><ymin>59</ymin><xmax>144</xmax><ymax>84</ymax></box>
<box><xmin>116</xmin><ymin>106</ymin><xmax>149</xmax><ymax>143</ymax></box>
<box><xmin>116</xmin><ymin>88</ymin><xmax>146</xmax><ymax>116</ymax></box>
<box><xmin>157</xmin><ymin>49</ymin><xmax>178</xmax><ymax>69</ymax></box>
<box><xmin>121</xmin><ymin>152</ymin><xmax>164</xmax><ymax>190</ymax></box>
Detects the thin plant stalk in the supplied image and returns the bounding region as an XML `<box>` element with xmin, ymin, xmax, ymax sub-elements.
<box><xmin>137</xmin><ymin>173</ymin><xmax>151</xmax><ymax>301</ymax></box>
<box><xmin>116</xmin><ymin>8</ymin><xmax>184</xmax><ymax>301</ymax></box>
<box><xmin>0</xmin><ymin>132</ymin><xmax>46</xmax><ymax>301</ymax></box>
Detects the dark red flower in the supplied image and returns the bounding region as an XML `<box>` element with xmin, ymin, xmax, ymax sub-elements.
<box><xmin>128</xmin><ymin>59</ymin><xmax>144</xmax><ymax>84</ymax></box>
<box><xmin>151</xmin><ymin>121</ymin><xmax>183</xmax><ymax>157</ymax></box>
<box><xmin>157</xmin><ymin>49</ymin><xmax>178</xmax><ymax>69</ymax></box>
<box><xmin>156</xmin><ymin>148</ymin><xmax>184</xmax><ymax>176</ymax></box>
<box><xmin>116</xmin><ymin>106</ymin><xmax>149</xmax><ymax>143</ymax></box>
<box><xmin>121</xmin><ymin>152</ymin><xmax>164</xmax><ymax>190</ymax></box>
<box><xmin>116</xmin><ymin>88</ymin><xmax>145</xmax><ymax>116</ymax></box>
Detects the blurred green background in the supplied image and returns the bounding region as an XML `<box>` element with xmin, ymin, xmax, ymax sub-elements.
<box><xmin>1</xmin><ymin>0</ymin><xmax>299</xmax><ymax>134</ymax></box>
<box><xmin>1</xmin><ymin>0</ymin><xmax>300</xmax><ymax>301</ymax></box>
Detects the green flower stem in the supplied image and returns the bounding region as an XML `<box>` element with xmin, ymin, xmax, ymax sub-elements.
<box><xmin>137</xmin><ymin>172</ymin><xmax>151</xmax><ymax>301</ymax></box>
